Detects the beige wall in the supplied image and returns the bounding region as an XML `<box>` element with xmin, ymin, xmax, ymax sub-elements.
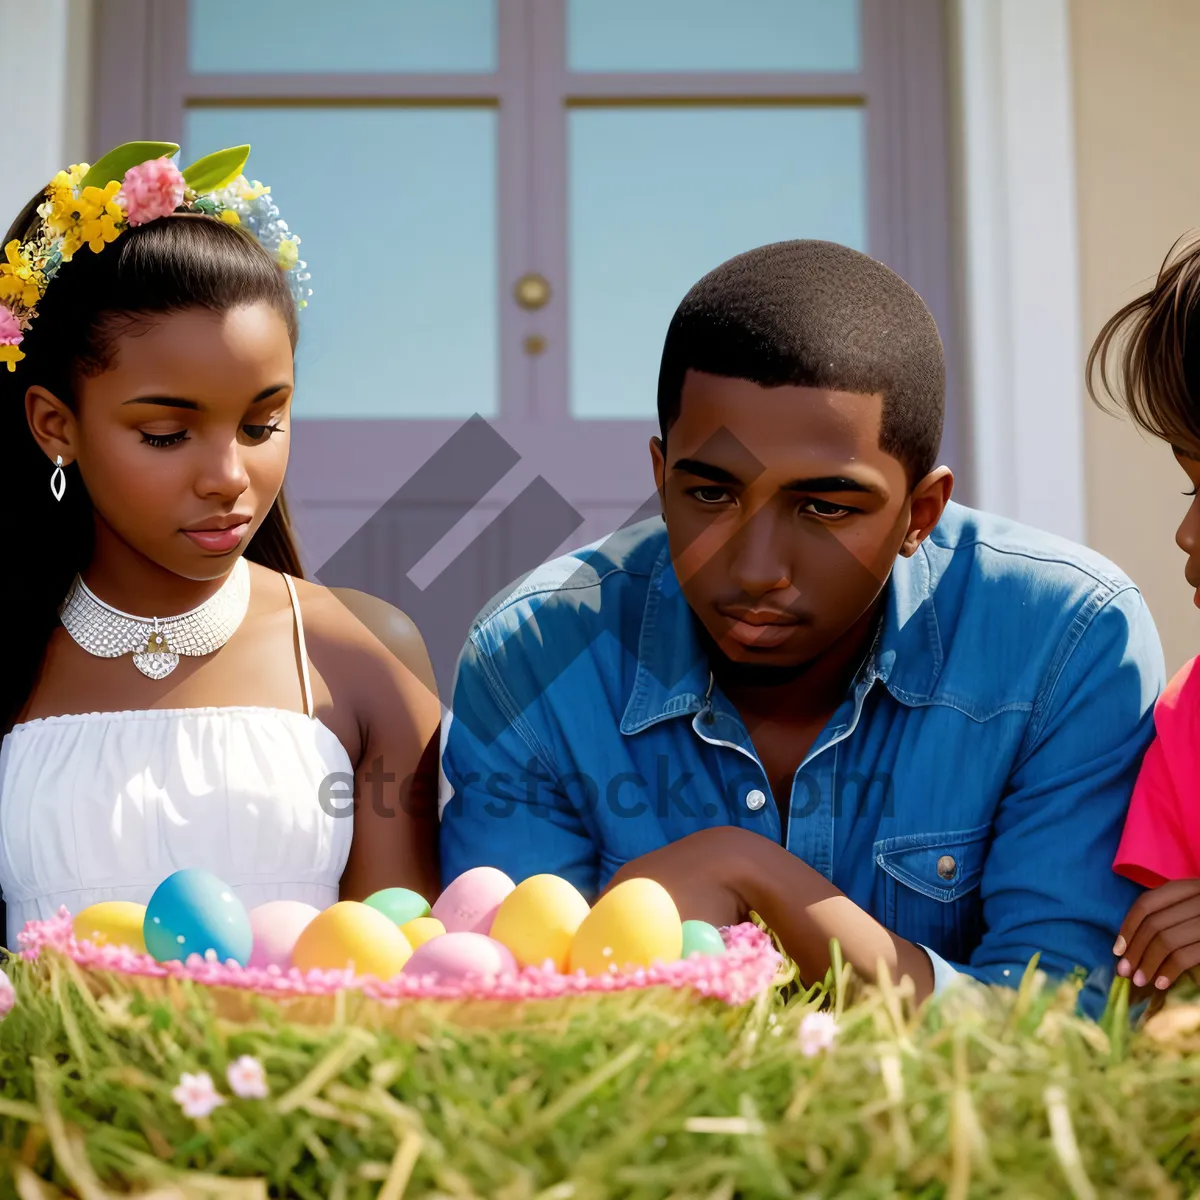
<box><xmin>1072</xmin><ymin>0</ymin><xmax>1200</xmax><ymax>678</ymax></box>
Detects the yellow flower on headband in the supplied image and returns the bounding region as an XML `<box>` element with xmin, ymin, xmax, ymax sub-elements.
<box><xmin>276</xmin><ymin>236</ymin><xmax>299</xmax><ymax>270</ymax></box>
<box><xmin>0</xmin><ymin>240</ymin><xmax>44</xmax><ymax>308</ymax></box>
<box><xmin>37</xmin><ymin>163</ymin><xmax>88</xmax><ymax>238</ymax></box>
<box><xmin>63</xmin><ymin>181</ymin><xmax>126</xmax><ymax>258</ymax></box>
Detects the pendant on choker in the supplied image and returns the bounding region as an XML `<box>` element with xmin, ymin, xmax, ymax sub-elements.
<box><xmin>131</xmin><ymin>623</ymin><xmax>179</xmax><ymax>679</ymax></box>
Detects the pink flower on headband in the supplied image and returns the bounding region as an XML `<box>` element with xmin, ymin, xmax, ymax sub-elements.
<box><xmin>0</xmin><ymin>306</ymin><xmax>23</xmax><ymax>346</ymax></box>
<box><xmin>118</xmin><ymin>157</ymin><xmax>186</xmax><ymax>227</ymax></box>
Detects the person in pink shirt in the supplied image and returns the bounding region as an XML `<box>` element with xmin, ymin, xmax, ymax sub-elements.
<box><xmin>1089</xmin><ymin>233</ymin><xmax>1200</xmax><ymax>994</ymax></box>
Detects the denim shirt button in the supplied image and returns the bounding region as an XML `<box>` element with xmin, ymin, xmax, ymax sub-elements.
<box><xmin>937</xmin><ymin>854</ymin><xmax>957</xmax><ymax>879</ymax></box>
<box><xmin>745</xmin><ymin>789</ymin><xmax>766</xmax><ymax>811</ymax></box>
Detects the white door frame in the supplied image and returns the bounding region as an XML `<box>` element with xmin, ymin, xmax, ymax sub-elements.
<box><xmin>951</xmin><ymin>0</ymin><xmax>1088</xmax><ymax>545</ymax></box>
<box><xmin>0</xmin><ymin>0</ymin><xmax>92</xmax><ymax>235</ymax></box>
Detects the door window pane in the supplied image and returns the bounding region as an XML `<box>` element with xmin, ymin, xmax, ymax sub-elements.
<box><xmin>568</xmin><ymin>106</ymin><xmax>865</xmax><ymax>419</ymax></box>
<box><xmin>189</xmin><ymin>0</ymin><xmax>497</xmax><ymax>74</ymax></box>
<box><xmin>566</xmin><ymin>0</ymin><xmax>859</xmax><ymax>73</ymax></box>
<box><xmin>184</xmin><ymin>107</ymin><xmax>498</xmax><ymax>418</ymax></box>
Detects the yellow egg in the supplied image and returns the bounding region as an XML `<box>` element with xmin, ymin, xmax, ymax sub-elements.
<box><xmin>291</xmin><ymin>901</ymin><xmax>413</xmax><ymax>979</ymax></box>
<box><xmin>567</xmin><ymin>877</ymin><xmax>682</xmax><ymax>976</ymax></box>
<box><xmin>489</xmin><ymin>874</ymin><xmax>591</xmax><ymax>970</ymax></box>
<box><xmin>400</xmin><ymin>916</ymin><xmax>445</xmax><ymax>948</ymax></box>
<box><xmin>73</xmin><ymin>901</ymin><xmax>148</xmax><ymax>953</ymax></box>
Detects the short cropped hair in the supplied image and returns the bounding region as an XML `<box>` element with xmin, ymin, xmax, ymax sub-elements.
<box><xmin>656</xmin><ymin>240</ymin><xmax>946</xmax><ymax>486</ymax></box>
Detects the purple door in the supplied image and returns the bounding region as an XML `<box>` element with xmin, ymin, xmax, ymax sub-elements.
<box><xmin>94</xmin><ymin>0</ymin><xmax>959</xmax><ymax>697</ymax></box>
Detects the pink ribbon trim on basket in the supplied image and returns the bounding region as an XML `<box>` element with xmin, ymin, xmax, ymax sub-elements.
<box><xmin>17</xmin><ymin>907</ymin><xmax>783</xmax><ymax>1005</ymax></box>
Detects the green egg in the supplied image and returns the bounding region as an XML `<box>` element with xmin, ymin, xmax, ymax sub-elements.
<box><xmin>363</xmin><ymin>887</ymin><xmax>430</xmax><ymax>928</ymax></box>
<box><xmin>680</xmin><ymin>920</ymin><xmax>726</xmax><ymax>958</ymax></box>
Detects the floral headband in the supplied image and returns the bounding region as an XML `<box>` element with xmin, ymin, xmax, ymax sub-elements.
<box><xmin>0</xmin><ymin>140</ymin><xmax>311</xmax><ymax>372</ymax></box>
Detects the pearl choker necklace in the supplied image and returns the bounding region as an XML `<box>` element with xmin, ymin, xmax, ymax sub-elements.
<box><xmin>58</xmin><ymin>557</ymin><xmax>251</xmax><ymax>679</ymax></box>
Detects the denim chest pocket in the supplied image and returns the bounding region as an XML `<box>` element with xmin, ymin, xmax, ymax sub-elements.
<box><xmin>873</xmin><ymin>823</ymin><xmax>992</xmax><ymax>965</ymax></box>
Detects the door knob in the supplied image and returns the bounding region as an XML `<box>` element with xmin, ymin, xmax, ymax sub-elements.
<box><xmin>513</xmin><ymin>272</ymin><xmax>551</xmax><ymax>311</ymax></box>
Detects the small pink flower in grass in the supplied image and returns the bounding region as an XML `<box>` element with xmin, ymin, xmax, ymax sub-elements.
<box><xmin>118</xmin><ymin>157</ymin><xmax>186</xmax><ymax>226</ymax></box>
<box><xmin>797</xmin><ymin>1010</ymin><xmax>839</xmax><ymax>1057</ymax></box>
<box><xmin>0</xmin><ymin>968</ymin><xmax>14</xmax><ymax>1018</ymax></box>
<box><xmin>172</xmin><ymin>1071</ymin><xmax>225</xmax><ymax>1119</ymax></box>
<box><xmin>226</xmin><ymin>1055</ymin><xmax>268</xmax><ymax>1099</ymax></box>
<box><xmin>0</xmin><ymin>307</ymin><xmax>23</xmax><ymax>346</ymax></box>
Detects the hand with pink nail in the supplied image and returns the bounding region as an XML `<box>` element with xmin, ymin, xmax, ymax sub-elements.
<box><xmin>1113</xmin><ymin>877</ymin><xmax>1200</xmax><ymax>992</ymax></box>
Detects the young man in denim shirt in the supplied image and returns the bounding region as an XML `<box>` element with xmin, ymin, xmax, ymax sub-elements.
<box><xmin>439</xmin><ymin>240</ymin><xmax>1164</xmax><ymax>1009</ymax></box>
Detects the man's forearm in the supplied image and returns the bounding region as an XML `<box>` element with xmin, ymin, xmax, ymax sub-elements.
<box><xmin>731</xmin><ymin>834</ymin><xmax>936</xmax><ymax>1003</ymax></box>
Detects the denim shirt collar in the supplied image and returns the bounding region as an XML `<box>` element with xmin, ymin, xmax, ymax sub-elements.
<box><xmin>619</xmin><ymin>540</ymin><xmax>944</xmax><ymax>735</ymax></box>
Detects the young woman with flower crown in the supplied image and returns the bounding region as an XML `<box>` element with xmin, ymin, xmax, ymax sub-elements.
<box><xmin>0</xmin><ymin>142</ymin><xmax>442</xmax><ymax>950</ymax></box>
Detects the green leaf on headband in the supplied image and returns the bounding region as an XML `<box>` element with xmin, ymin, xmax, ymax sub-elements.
<box><xmin>78</xmin><ymin>142</ymin><xmax>180</xmax><ymax>190</ymax></box>
<box><xmin>181</xmin><ymin>145</ymin><xmax>251</xmax><ymax>193</ymax></box>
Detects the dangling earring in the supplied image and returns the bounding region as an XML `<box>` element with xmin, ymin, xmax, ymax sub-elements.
<box><xmin>50</xmin><ymin>455</ymin><xmax>66</xmax><ymax>502</ymax></box>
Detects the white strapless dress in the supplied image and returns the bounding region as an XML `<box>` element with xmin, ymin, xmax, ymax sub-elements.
<box><xmin>0</xmin><ymin>575</ymin><xmax>355</xmax><ymax>949</ymax></box>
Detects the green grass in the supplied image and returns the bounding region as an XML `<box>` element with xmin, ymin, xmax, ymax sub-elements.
<box><xmin>1</xmin><ymin>940</ymin><xmax>1199</xmax><ymax>1199</ymax></box>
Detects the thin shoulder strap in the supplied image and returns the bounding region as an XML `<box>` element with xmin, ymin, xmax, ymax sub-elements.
<box><xmin>282</xmin><ymin>574</ymin><xmax>314</xmax><ymax>718</ymax></box>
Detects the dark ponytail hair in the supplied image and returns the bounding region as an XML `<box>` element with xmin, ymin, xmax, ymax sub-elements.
<box><xmin>0</xmin><ymin>203</ymin><xmax>306</xmax><ymax>733</ymax></box>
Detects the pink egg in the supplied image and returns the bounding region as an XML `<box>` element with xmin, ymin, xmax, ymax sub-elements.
<box><xmin>247</xmin><ymin>900</ymin><xmax>321</xmax><ymax>970</ymax></box>
<box><xmin>430</xmin><ymin>866</ymin><xmax>514</xmax><ymax>934</ymax></box>
<box><xmin>400</xmin><ymin>931</ymin><xmax>518</xmax><ymax>983</ymax></box>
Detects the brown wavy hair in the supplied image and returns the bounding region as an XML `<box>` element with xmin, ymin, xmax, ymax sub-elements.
<box><xmin>1086</xmin><ymin>231</ymin><xmax>1200</xmax><ymax>450</ymax></box>
<box><xmin>0</xmin><ymin>203</ymin><xmax>305</xmax><ymax>734</ymax></box>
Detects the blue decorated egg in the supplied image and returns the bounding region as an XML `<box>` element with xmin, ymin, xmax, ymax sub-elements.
<box><xmin>143</xmin><ymin>869</ymin><xmax>253</xmax><ymax>966</ymax></box>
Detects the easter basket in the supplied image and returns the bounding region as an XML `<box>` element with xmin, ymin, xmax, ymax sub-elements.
<box><xmin>14</xmin><ymin>909</ymin><xmax>786</xmax><ymax>1035</ymax></box>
